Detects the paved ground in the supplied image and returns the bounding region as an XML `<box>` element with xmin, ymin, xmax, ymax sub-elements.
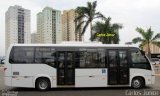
<box><xmin>0</xmin><ymin>67</ymin><xmax>160</xmax><ymax>96</ymax></box>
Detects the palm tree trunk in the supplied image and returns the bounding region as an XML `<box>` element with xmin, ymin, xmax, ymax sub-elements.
<box><xmin>147</xmin><ymin>42</ymin><xmax>151</xmax><ymax>58</ymax></box>
<box><xmin>90</xmin><ymin>22</ymin><xmax>93</xmax><ymax>41</ymax></box>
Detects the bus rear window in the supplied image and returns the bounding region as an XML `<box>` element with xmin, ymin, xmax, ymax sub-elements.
<box><xmin>9</xmin><ymin>46</ymin><xmax>56</xmax><ymax>67</ymax></box>
<box><xmin>9</xmin><ymin>46</ymin><xmax>34</xmax><ymax>63</ymax></box>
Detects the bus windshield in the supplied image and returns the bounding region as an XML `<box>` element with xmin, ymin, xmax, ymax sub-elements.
<box><xmin>130</xmin><ymin>48</ymin><xmax>151</xmax><ymax>70</ymax></box>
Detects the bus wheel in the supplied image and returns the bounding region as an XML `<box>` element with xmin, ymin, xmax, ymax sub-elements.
<box><xmin>131</xmin><ymin>77</ymin><xmax>144</xmax><ymax>89</ymax></box>
<box><xmin>36</xmin><ymin>78</ymin><xmax>50</xmax><ymax>91</ymax></box>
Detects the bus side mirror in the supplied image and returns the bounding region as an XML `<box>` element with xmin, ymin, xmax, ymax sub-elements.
<box><xmin>140</xmin><ymin>50</ymin><xmax>145</xmax><ymax>55</ymax></box>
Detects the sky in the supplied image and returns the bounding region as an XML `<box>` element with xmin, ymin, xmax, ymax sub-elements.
<box><xmin>0</xmin><ymin>0</ymin><xmax>160</xmax><ymax>56</ymax></box>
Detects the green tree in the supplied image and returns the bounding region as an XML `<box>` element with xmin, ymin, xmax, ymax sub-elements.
<box><xmin>132</xmin><ymin>27</ymin><xmax>160</xmax><ymax>57</ymax></box>
<box><xmin>75</xmin><ymin>1</ymin><xmax>105</xmax><ymax>41</ymax></box>
<box><xmin>91</xmin><ymin>17</ymin><xmax>122</xmax><ymax>44</ymax></box>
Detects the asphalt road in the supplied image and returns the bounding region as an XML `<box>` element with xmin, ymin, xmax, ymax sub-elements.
<box><xmin>0</xmin><ymin>67</ymin><xmax>160</xmax><ymax>96</ymax></box>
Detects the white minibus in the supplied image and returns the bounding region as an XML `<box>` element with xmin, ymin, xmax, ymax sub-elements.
<box><xmin>4</xmin><ymin>43</ymin><xmax>155</xmax><ymax>90</ymax></box>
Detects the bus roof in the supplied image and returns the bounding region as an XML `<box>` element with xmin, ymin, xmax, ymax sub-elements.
<box><xmin>11</xmin><ymin>43</ymin><xmax>138</xmax><ymax>48</ymax></box>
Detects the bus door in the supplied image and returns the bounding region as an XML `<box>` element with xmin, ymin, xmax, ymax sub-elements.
<box><xmin>57</xmin><ymin>52</ymin><xmax>75</xmax><ymax>85</ymax></box>
<box><xmin>108</xmin><ymin>50</ymin><xmax>129</xmax><ymax>85</ymax></box>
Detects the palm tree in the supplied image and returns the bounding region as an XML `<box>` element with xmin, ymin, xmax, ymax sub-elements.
<box><xmin>132</xmin><ymin>27</ymin><xmax>160</xmax><ymax>57</ymax></box>
<box><xmin>75</xmin><ymin>1</ymin><xmax>105</xmax><ymax>41</ymax></box>
<box><xmin>91</xmin><ymin>17</ymin><xmax>122</xmax><ymax>44</ymax></box>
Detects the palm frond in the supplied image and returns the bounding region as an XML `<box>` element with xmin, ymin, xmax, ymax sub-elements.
<box><xmin>136</xmin><ymin>27</ymin><xmax>146</xmax><ymax>39</ymax></box>
<box><xmin>92</xmin><ymin>21</ymin><xmax>103</xmax><ymax>31</ymax></box>
<box><xmin>87</xmin><ymin>1</ymin><xmax>92</xmax><ymax>11</ymax></box>
<box><xmin>104</xmin><ymin>17</ymin><xmax>111</xmax><ymax>26</ymax></box>
<box><xmin>132</xmin><ymin>37</ymin><xmax>143</xmax><ymax>44</ymax></box>
<box><xmin>75</xmin><ymin>20</ymin><xmax>86</xmax><ymax>33</ymax></box>
<box><xmin>75</xmin><ymin>7</ymin><xmax>88</xmax><ymax>15</ymax></box>
<box><xmin>94</xmin><ymin>12</ymin><xmax>106</xmax><ymax>20</ymax></box>
<box><xmin>146</xmin><ymin>27</ymin><xmax>153</xmax><ymax>40</ymax></box>
<box><xmin>112</xmin><ymin>23</ymin><xmax>123</xmax><ymax>29</ymax></box>
<box><xmin>139</xmin><ymin>41</ymin><xmax>147</xmax><ymax>49</ymax></box>
<box><xmin>111</xmin><ymin>31</ymin><xmax>119</xmax><ymax>44</ymax></box>
<box><xmin>152</xmin><ymin>41</ymin><xmax>160</xmax><ymax>47</ymax></box>
<box><xmin>92</xmin><ymin>1</ymin><xmax>97</xmax><ymax>10</ymax></box>
<box><xmin>75</xmin><ymin>14</ymin><xmax>87</xmax><ymax>22</ymax></box>
<box><xmin>152</xmin><ymin>33</ymin><xmax>160</xmax><ymax>41</ymax></box>
<box><xmin>81</xmin><ymin>20</ymin><xmax>90</xmax><ymax>35</ymax></box>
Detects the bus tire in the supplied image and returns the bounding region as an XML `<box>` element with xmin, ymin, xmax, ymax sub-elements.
<box><xmin>131</xmin><ymin>77</ymin><xmax>145</xmax><ymax>89</ymax></box>
<box><xmin>36</xmin><ymin>77</ymin><xmax>50</xmax><ymax>91</ymax></box>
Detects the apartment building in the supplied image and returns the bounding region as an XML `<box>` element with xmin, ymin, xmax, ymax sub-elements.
<box><xmin>62</xmin><ymin>9</ymin><xmax>83</xmax><ymax>41</ymax></box>
<box><xmin>5</xmin><ymin>5</ymin><xmax>31</xmax><ymax>51</ymax></box>
<box><xmin>37</xmin><ymin>7</ymin><xmax>62</xmax><ymax>44</ymax></box>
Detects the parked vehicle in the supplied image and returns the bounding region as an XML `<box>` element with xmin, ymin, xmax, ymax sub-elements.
<box><xmin>151</xmin><ymin>58</ymin><xmax>160</xmax><ymax>65</ymax></box>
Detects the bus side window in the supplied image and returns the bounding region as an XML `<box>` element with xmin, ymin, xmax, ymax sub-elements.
<box><xmin>75</xmin><ymin>52</ymin><xmax>80</xmax><ymax>68</ymax></box>
<box><xmin>78</xmin><ymin>49</ymin><xmax>105</xmax><ymax>68</ymax></box>
<box><xmin>98</xmin><ymin>49</ymin><xmax>105</xmax><ymax>67</ymax></box>
<box><xmin>35</xmin><ymin>47</ymin><xmax>56</xmax><ymax>67</ymax></box>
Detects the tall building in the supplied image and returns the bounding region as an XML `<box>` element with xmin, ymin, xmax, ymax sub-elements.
<box><xmin>31</xmin><ymin>32</ymin><xmax>38</xmax><ymax>44</ymax></box>
<box><xmin>5</xmin><ymin>5</ymin><xmax>31</xmax><ymax>51</ymax></box>
<box><xmin>37</xmin><ymin>7</ymin><xmax>62</xmax><ymax>44</ymax></box>
<box><xmin>62</xmin><ymin>9</ymin><xmax>83</xmax><ymax>41</ymax></box>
